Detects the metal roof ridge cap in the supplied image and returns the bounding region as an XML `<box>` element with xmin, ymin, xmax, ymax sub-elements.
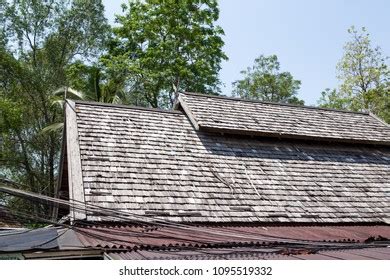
<box><xmin>72</xmin><ymin>99</ymin><xmax>183</xmax><ymax>115</ymax></box>
<box><xmin>181</xmin><ymin>91</ymin><xmax>371</xmax><ymax>116</ymax></box>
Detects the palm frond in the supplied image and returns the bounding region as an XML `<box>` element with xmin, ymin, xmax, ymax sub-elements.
<box><xmin>52</xmin><ymin>87</ymin><xmax>85</xmax><ymax>100</ymax></box>
<box><xmin>40</xmin><ymin>122</ymin><xmax>64</xmax><ymax>134</ymax></box>
<box><xmin>51</xmin><ymin>99</ymin><xmax>65</xmax><ymax>109</ymax></box>
<box><xmin>112</xmin><ymin>95</ymin><xmax>123</xmax><ymax>104</ymax></box>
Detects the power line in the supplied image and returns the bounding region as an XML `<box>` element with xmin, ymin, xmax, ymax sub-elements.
<box><xmin>2</xmin><ymin>203</ymin><xmax>388</xmax><ymax>261</ymax></box>
<box><xmin>1</xmin><ymin>206</ymin><xmax>260</xmax><ymax>259</ymax></box>
<box><xmin>0</xmin><ymin>185</ymin><xmax>332</xmax><ymax>246</ymax></box>
<box><xmin>1</xmin><ymin>183</ymin><xmax>388</xmax><ymax>251</ymax></box>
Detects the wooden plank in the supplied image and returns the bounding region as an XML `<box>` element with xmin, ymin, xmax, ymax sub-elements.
<box><xmin>51</xmin><ymin>126</ymin><xmax>67</xmax><ymax>221</ymax></box>
<box><xmin>199</xmin><ymin>126</ymin><xmax>390</xmax><ymax>146</ymax></box>
<box><xmin>369</xmin><ymin>112</ymin><xmax>390</xmax><ymax>127</ymax></box>
<box><xmin>65</xmin><ymin>100</ymin><xmax>86</xmax><ymax>221</ymax></box>
<box><xmin>178</xmin><ymin>94</ymin><xmax>200</xmax><ymax>130</ymax></box>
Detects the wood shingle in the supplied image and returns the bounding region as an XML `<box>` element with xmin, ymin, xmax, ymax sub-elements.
<box><xmin>178</xmin><ymin>92</ymin><xmax>390</xmax><ymax>145</ymax></box>
<box><xmin>63</xmin><ymin>99</ymin><xmax>390</xmax><ymax>223</ymax></box>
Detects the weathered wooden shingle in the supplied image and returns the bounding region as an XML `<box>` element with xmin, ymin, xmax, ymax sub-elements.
<box><xmin>178</xmin><ymin>92</ymin><xmax>390</xmax><ymax>145</ymax></box>
<box><xmin>70</xmin><ymin>101</ymin><xmax>390</xmax><ymax>223</ymax></box>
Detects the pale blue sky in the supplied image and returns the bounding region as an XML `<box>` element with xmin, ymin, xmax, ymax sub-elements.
<box><xmin>102</xmin><ymin>0</ymin><xmax>390</xmax><ymax>105</ymax></box>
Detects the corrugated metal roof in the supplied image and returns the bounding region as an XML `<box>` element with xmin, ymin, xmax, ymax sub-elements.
<box><xmin>75</xmin><ymin>224</ymin><xmax>390</xmax><ymax>250</ymax></box>
<box><xmin>106</xmin><ymin>246</ymin><xmax>390</xmax><ymax>260</ymax></box>
<box><xmin>0</xmin><ymin>228</ymin><xmax>59</xmax><ymax>252</ymax></box>
<box><xmin>2</xmin><ymin>223</ymin><xmax>388</xmax><ymax>259</ymax></box>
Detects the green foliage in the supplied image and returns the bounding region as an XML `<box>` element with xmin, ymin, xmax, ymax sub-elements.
<box><xmin>318</xmin><ymin>88</ymin><xmax>352</xmax><ymax>110</ymax></box>
<box><xmin>318</xmin><ymin>26</ymin><xmax>390</xmax><ymax>123</ymax></box>
<box><xmin>4</xmin><ymin>0</ymin><xmax>109</xmax><ymax>61</ymax></box>
<box><xmin>65</xmin><ymin>61</ymin><xmax>130</xmax><ymax>104</ymax></box>
<box><xmin>0</xmin><ymin>0</ymin><xmax>7</xmax><ymax>47</ymax></box>
<box><xmin>0</xmin><ymin>97</ymin><xmax>23</xmax><ymax>133</ymax></box>
<box><xmin>102</xmin><ymin>0</ymin><xmax>227</xmax><ymax>108</ymax></box>
<box><xmin>0</xmin><ymin>0</ymin><xmax>110</xmax><ymax>223</ymax></box>
<box><xmin>232</xmin><ymin>55</ymin><xmax>304</xmax><ymax>105</ymax></box>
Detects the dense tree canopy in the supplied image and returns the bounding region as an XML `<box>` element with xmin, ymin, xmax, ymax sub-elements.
<box><xmin>232</xmin><ymin>55</ymin><xmax>304</xmax><ymax>105</ymax></box>
<box><xmin>318</xmin><ymin>27</ymin><xmax>390</xmax><ymax>123</ymax></box>
<box><xmin>0</xmin><ymin>0</ymin><xmax>110</xmax><ymax>218</ymax></box>
<box><xmin>102</xmin><ymin>0</ymin><xmax>228</xmax><ymax>108</ymax></box>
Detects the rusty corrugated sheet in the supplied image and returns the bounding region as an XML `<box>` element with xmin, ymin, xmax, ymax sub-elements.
<box><xmin>106</xmin><ymin>247</ymin><xmax>283</xmax><ymax>260</ymax></box>
<box><xmin>106</xmin><ymin>246</ymin><xmax>390</xmax><ymax>260</ymax></box>
<box><xmin>74</xmin><ymin>224</ymin><xmax>390</xmax><ymax>250</ymax></box>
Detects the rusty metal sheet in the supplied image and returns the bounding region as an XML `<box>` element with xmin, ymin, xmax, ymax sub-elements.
<box><xmin>74</xmin><ymin>224</ymin><xmax>390</xmax><ymax>250</ymax></box>
<box><xmin>107</xmin><ymin>248</ymin><xmax>288</xmax><ymax>260</ymax></box>
<box><xmin>106</xmin><ymin>246</ymin><xmax>390</xmax><ymax>260</ymax></box>
<box><xmin>318</xmin><ymin>251</ymin><xmax>372</xmax><ymax>260</ymax></box>
<box><xmin>291</xmin><ymin>254</ymin><xmax>335</xmax><ymax>260</ymax></box>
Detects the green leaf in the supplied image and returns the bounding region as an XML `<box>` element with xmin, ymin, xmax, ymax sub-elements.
<box><xmin>40</xmin><ymin>122</ymin><xmax>64</xmax><ymax>135</ymax></box>
<box><xmin>52</xmin><ymin>87</ymin><xmax>85</xmax><ymax>100</ymax></box>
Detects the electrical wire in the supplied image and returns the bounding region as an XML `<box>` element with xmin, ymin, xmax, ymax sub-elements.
<box><xmin>1</xmin><ymin>178</ymin><xmax>368</xmax><ymax>247</ymax></box>
<box><xmin>1</xmin><ymin>184</ymin><xmax>389</xmax><ymax>252</ymax></box>
<box><xmin>0</xmin><ymin>186</ymin><xmax>370</xmax><ymax>247</ymax></box>
<box><xmin>2</xmin><ymin>204</ymin><xmax>388</xmax><ymax>261</ymax></box>
<box><xmin>0</xmin><ymin>190</ymin><xmax>384</xmax><ymax>252</ymax></box>
<box><xmin>2</xmin><ymin>204</ymin><xmax>228</xmax><ymax>260</ymax></box>
<box><xmin>0</xmin><ymin>206</ymin><xmax>258</xmax><ymax>259</ymax></box>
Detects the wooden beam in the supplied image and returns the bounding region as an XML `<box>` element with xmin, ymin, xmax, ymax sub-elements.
<box><xmin>51</xmin><ymin>122</ymin><xmax>67</xmax><ymax>221</ymax></box>
<box><xmin>369</xmin><ymin>112</ymin><xmax>390</xmax><ymax>127</ymax></box>
<box><xmin>65</xmin><ymin>100</ymin><xmax>86</xmax><ymax>221</ymax></box>
<box><xmin>199</xmin><ymin>126</ymin><xmax>390</xmax><ymax>146</ymax></box>
<box><xmin>178</xmin><ymin>94</ymin><xmax>200</xmax><ymax>130</ymax></box>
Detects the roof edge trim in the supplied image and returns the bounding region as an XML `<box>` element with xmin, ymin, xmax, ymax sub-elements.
<box><xmin>74</xmin><ymin>100</ymin><xmax>182</xmax><ymax>115</ymax></box>
<box><xmin>199</xmin><ymin>126</ymin><xmax>390</xmax><ymax>146</ymax></box>
<box><xmin>369</xmin><ymin>112</ymin><xmax>390</xmax><ymax>127</ymax></box>
<box><xmin>178</xmin><ymin>94</ymin><xmax>200</xmax><ymax>130</ymax></box>
<box><xmin>65</xmin><ymin>100</ymin><xmax>86</xmax><ymax>221</ymax></box>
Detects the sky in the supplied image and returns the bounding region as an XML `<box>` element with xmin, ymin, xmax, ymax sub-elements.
<box><xmin>102</xmin><ymin>0</ymin><xmax>390</xmax><ymax>106</ymax></box>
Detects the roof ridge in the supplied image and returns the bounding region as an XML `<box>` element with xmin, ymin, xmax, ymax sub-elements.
<box><xmin>369</xmin><ymin>112</ymin><xmax>390</xmax><ymax>127</ymax></box>
<box><xmin>181</xmin><ymin>91</ymin><xmax>371</xmax><ymax>116</ymax></box>
<box><xmin>73</xmin><ymin>100</ymin><xmax>182</xmax><ymax>115</ymax></box>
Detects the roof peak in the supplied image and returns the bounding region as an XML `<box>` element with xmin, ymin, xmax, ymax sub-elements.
<box><xmin>180</xmin><ymin>91</ymin><xmax>370</xmax><ymax>116</ymax></box>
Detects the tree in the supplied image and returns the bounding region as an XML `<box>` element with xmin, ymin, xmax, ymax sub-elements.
<box><xmin>232</xmin><ymin>55</ymin><xmax>304</xmax><ymax>105</ymax></box>
<box><xmin>0</xmin><ymin>0</ymin><xmax>109</xmax><ymax>219</ymax></box>
<box><xmin>318</xmin><ymin>27</ymin><xmax>390</xmax><ymax>122</ymax></box>
<box><xmin>318</xmin><ymin>88</ymin><xmax>351</xmax><ymax>110</ymax></box>
<box><xmin>102</xmin><ymin>0</ymin><xmax>228</xmax><ymax>108</ymax></box>
<box><xmin>65</xmin><ymin>61</ymin><xmax>132</xmax><ymax>105</ymax></box>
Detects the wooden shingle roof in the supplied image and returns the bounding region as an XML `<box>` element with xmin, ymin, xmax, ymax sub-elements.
<box><xmin>178</xmin><ymin>92</ymin><xmax>390</xmax><ymax>145</ymax></box>
<box><xmin>62</xmin><ymin>98</ymin><xmax>390</xmax><ymax>224</ymax></box>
